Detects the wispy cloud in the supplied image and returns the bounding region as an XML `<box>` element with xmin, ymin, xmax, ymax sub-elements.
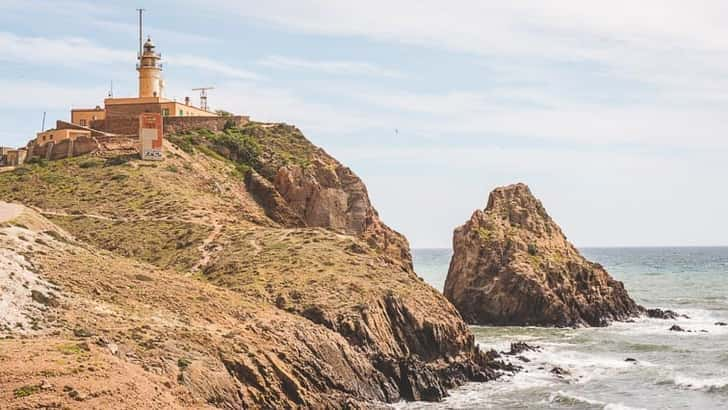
<box><xmin>206</xmin><ymin>0</ymin><xmax>728</xmax><ymax>146</ymax></box>
<box><xmin>86</xmin><ymin>19</ymin><xmax>218</xmax><ymax>46</ymax></box>
<box><xmin>167</xmin><ymin>55</ymin><xmax>260</xmax><ymax>81</ymax></box>
<box><xmin>0</xmin><ymin>0</ymin><xmax>118</xmax><ymax>16</ymax></box>
<box><xmin>212</xmin><ymin>81</ymin><xmax>387</xmax><ymax>135</ymax></box>
<box><xmin>258</xmin><ymin>55</ymin><xmax>402</xmax><ymax>78</ymax></box>
<box><xmin>0</xmin><ymin>79</ymin><xmax>108</xmax><ymax>110</ymax></box>
<box><xmin>0</xmin><ymin>32</ymin><xmax>260</xmax><ymax>81</ymax></box>
<box><xmin>0</xmin><ymin>32</ymin><xmax>131</xmax><ymax>67</ymax></box>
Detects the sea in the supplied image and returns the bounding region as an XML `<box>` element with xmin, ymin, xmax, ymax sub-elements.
<box><xmin>396</xmin><ymin>248</ymin><xmax>728</xmax><ymax>410</ymax></box>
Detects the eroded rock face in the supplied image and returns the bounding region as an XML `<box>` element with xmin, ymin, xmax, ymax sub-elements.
<box><xmin>273</xmin><ymin>158</ymin><xmax>412</xmax><ymax>271</ymax></box>
<box><xmin>444</xmin><ymin>183</ymin><xmax>642</xmax><ymax>327</ymax></box>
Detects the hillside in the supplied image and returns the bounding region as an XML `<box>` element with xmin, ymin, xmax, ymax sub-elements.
<box><xmin>0</xmin><ymin>123</ymin><xmax>507</xmax><ymax>408</ymax></box>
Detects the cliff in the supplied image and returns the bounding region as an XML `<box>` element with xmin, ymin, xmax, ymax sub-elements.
<box><xmin>444</xmin><ymin>183</ymin><xmax>642</xmax><ymax>327</ymax></box>
<box><xmin>0</xmin><ymin>123</ymin><xmax>505</xmax><ymax>409</ymax></box>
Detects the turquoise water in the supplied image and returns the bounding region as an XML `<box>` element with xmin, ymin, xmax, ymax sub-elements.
<box><xmin>397</xmin><ymin>248</ymin><xmax>728</xmax><ymax>410</ymax></box>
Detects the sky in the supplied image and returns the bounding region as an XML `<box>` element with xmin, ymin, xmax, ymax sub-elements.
<box><xmin>2</xmin><ymin>0</ymin><xmax>728</xmax><ymax>248</ymax></box>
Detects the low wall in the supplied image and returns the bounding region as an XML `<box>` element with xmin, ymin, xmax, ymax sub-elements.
<box><xmin>27</xmin><ymin>135</ymin><xmax>101</xmax><ymax>161</ymax></box>
<box><xmin>22</xmin><ymin>115</ymin><xmax>251</xmax><ymax>163</ymax></box>
<box><xmin>163</xmin><ymin>115</ymin><xmax>250</xmax><ymax>134</ymax></box>
<box><xmin>91</xmin><ymin>118</ymin><xmax>138</xmax><ymax>136</ymax></box>
<box><xmin>55</xmin><ymin>120</ymin><xmax>108</xmax><ymax>137</ymax></box>
<box><xmin>90</xmin><ymin>115</ymin><xmax>250</xmax><ymax>136</ymax></box>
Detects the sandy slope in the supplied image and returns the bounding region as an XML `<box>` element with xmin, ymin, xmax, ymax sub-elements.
<box><xmin>0</xmin><ymin>202</ymin><xmax>22</xmax><ymax>223</ymax></box>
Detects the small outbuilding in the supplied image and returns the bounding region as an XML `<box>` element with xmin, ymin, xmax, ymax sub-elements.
<box><xmin>34</xmin><ymin>129</ymin><xmax>92</xmax><ymax>146</ymax></box>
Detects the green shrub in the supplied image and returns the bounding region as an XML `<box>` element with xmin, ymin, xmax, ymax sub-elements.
<box><xmin>167</xmin><ymin>133</ymin><xmax>197</xmax><ymax>154</ymax></box>
<box><xmin>211</xmin><ymin>129</ymin><xmax>260</xmax><ymax>167</ymax></box>
<box><xmin>234</xmin><ymin>163</ymin><xmax>251</xmax><ymax>176</ymax></box>
<box><xmin>477</xmin><ymin>227</ymin><xmax>492</xmax><ymax>242</ymax></box>
<box><xmin>178</xmin><ymin>357</ymin><xmax>192</xmax><ymax>370</ymax></box>
<box><xmin>13</xmin><ymin>385</ymin><xmax>40</xmax><ymax>398</ymax></box>
<box><xmin>105</xmin><ymin>155</ymin><xmax>133</xmax><ymax>167</ymax></box>
<box><xmin>79</xmin><ymin>159</ymin><xmax>101</xmax><ymax>169</ymax></box>
<box><xmin>527</xmin><ymin>243</ymin><xmax>538</xmax><ymax>256</ymax></box>
<box><xmin>110</xmin><ymin>174</ymin><xmax>129</xmax><ymax>181</ymax></box>
<box><xmin>223</xmin><ymin>118</ymin><xmax>236</xmax><ymax>131</ymax></box>
<box><xmin>25</xmin><ymin>157</ymin><xmax>48</xmax><ymax>167</ymax></box>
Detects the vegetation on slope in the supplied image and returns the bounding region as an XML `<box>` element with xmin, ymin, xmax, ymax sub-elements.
<box><xmin>0</xmin><ymin>122</ymin><xmax>503</xmax><ymax>408</ymax></box>
<box><xmin>167</xmin><ymin>123</ymin><xmax>315</xmax><ymax>180</ymax></box>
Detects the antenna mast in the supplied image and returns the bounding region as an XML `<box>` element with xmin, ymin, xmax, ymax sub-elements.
<box><xmin>136</xmin><ymin>8</ymin><xmax>145</xmax><ymax>60</ymax></box>
<box><xmin>192</xmin><ymin>87</ymin><xmax>215</xmax><ymax>112</ymax></box>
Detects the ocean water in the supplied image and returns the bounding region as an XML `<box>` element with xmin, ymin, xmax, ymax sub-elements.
<box><xmin>398</xmin><ymin>248</ymin><xmax>728</xmax><ymax>410</ymax></box>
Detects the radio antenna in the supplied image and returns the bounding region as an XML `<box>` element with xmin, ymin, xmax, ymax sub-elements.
<box><xmin>136</xmin><ymin>8</ymin><xmax>145</xmax><ymax>60</ymax></box>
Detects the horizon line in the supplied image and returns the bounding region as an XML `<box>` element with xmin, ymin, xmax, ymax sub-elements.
<box><xmin>412</xmin><ymin>245</ymin><xmax>728</xmax><ymax>250</ymax></box>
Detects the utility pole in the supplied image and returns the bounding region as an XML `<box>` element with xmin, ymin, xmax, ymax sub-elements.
<box><xmin>136</xmin><ymin>8</ymin><xmax>145</xmax><ymax>60</ymax></box>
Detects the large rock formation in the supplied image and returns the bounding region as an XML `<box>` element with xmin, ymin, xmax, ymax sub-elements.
<box><xmin>444</xmin><ymin>183</ymin><xmax>642</xmax><ymax>327</ymax></box>
<box><xmin>0</xmin><ymin>124</ymin><xmax>507</xmax><ymax>409</ymax></box>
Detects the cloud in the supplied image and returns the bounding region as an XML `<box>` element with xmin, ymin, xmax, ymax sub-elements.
<box><xmin>209</xmin><ymin>1</ymin><xmax>728</xmax><ymax>58</ymax></box>
<box><xmin>0</xmin><ymin>32</ymin><xmax>131</xmax><ymax>67</ymax></box>
<box><xmin>211</xmin><ymin>81</ymin><xmax>387</xmax><ymax>137</ymax></box>
<box><xmin>203</xmin><ymin>1</ymin><xmax>728</xmax><ymax>146</ymax></box>
<box><xmin>86</xmin><ymin>19</ymin><xmax>218</xmax><ymax>46</ymax></box>
<box><xmin>0</xmin><ymin>0</ymin><xmax>118</xmax><ymax>16</ymax></box>
<box><xmin>0</xmin><ymin>80</ymin><xmax>107</xmax><ymax>110</ymax></box>
<box><xmin>0</xmin><ymin>32</ymin><xmax>260</xmax><ymax>82</ymax></box>
<box><xmin>257</xmin><ymin>55</ymin><xmax>402</xmax><ymax>78</ymax></box>
<box><xmin>166</xmin><ymin>55</ymin><xmax>260</xmax><ymax>81</ymax></box>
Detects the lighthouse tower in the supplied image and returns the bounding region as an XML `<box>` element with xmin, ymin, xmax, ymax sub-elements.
<box><xmin>137</xmin><ymin>37</ymin><xmax>164</xmax><ymax>98</ymax></box>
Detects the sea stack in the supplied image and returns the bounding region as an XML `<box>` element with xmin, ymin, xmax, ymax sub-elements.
<box><xmin>444</xmin><ymin>183</ymin><xmax>642</xmax><ymax>327</ymax></box>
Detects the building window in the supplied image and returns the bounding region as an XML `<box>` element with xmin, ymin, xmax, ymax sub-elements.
<box><xmin>162</xmin><ymin>108</ymin><xmax>170</xmax><ymax>116</ymax></box>
<box><xmin>80</xmin><ymin>119</ymin><xmax>87</xmax><ymax>126</ymax></box>
<box><xmin>179</xmin><ymin>109</ymin><xmax>183</xmax><ymax>116</ymax></box>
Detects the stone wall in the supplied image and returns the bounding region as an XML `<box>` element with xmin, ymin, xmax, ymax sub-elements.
<box><xmin>164</xmin><ymin>115</ymin><xmax>250</xmax><ymax>134</ymax></box>
<box><xmin>55</xmin><ymin>120</ymin><xmax>108</xmax><ymax>137</ymax></box>
<box><xmin>90</xmin><ymin>115</ymin><xmax>250</xmax><ymax>136</ymax></box>
<box><xmin>27</xmin><ymin>136</ymin><xmax>101</xmax><ymax>162</ymax></box>
<box><xmin>106</xmin><ymin>103</ymin><xmax>164</xmax><ymax>119</ymax></box>
<box><xmin>21</xmin><ymin>115</ymin><xmax>251</xmax><ymax>163</ymax></box>
<box><xmin>91</xmin><ymin>118</ymin><xmax>138</xmax><ymax>136</ymax></box>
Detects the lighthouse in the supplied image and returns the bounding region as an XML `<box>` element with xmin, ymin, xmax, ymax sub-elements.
<box><xmin>137</xmin><ymin>37</ymin><xmax>164</xmax><ymax>98</ymax></box>
<box><xmin>69</xmin><ymin>10</ymin><xmax>220</xmax><ymax>131</ymax></box>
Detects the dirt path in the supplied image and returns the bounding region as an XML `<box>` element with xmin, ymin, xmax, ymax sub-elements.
<box><xmin>33</xmin><ymin>208</ymin><xmax>123</xmax><ymax>222</ymax></box>
<box><xmin>191</xmin><ymin>220</ymin><xmax>224</xmax><ymax>273</ymax></box>
<box><xmin>0</xmin><ymin>202</ymin><xmax>24</xmax><ymax>223</ymax></box>
<box><xmin>28</xmin><ymin>205</ymin><xmax>225</xmax><ymax>274</ymax></box>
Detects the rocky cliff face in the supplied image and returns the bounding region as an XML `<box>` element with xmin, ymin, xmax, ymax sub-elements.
<box><xmin>0</xmin><ymin>124</ymin><xmax>504</xmax><ymax>409</ymax></box>
<box><xmin>273</xmin><ymin>160</ymin><xmax>413</xmax><ymax>271</ymax></box>
<box><xmin>444</xmin><ymin>183</ymin><xmax>642</xmax><ymax>327</ymax></box>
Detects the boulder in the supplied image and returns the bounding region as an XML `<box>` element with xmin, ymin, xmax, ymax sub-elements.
<box><xmin>646</xmin><ymin>308</ymin><xmax>686</xmax><ymax>320</ymax></box>
<box><xmin>444</xmin><ymin>183</ymin><xmax>643</xmax><ymax>327</ymax></box>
